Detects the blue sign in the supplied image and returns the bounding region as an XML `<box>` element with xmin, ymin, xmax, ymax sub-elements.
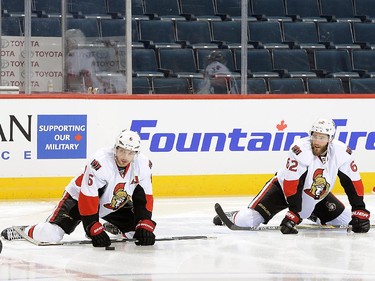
<box><xmin>37</xmin><ymin>115</ymin><xmax>87</xmax><ymax>159</ymax></box>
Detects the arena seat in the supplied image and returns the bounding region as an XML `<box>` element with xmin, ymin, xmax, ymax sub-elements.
<box><xmin>235</xmin><ymin>78</ymin><xmax>269</xmax><ymax>94</ymax></box>
<box><xmin>284</xmin><ymin>0</ymin><xmax>327</xmax><ymax>22</ymax></box>
<box><xmin>282</xmin><ymin>22</ymin><xmax>326</xmax><ymax>50</ymax></box>
<box><xmin>132</xmin><ymin>77</ymin><xmax>152</xmax><ymax>94</ymax></box>
<box><xmin>1</xmin><ymin>17</ymin><xmax>22</xmax><ymax>36</ymax></box>
<box><xmin>272</xmin><ymin>49</ymin><xmax>317</xmax><ymax>78</ymax></box>
<box><xmin>354</xmin><ymin>0</ymin><xmax>375</xmax><ymax>22</ymax></box>
<box><xmin>352</xmin><ymin>50</ymin><xmax>375</xmax><ymax>77</ymax></box>
<box><xmin>139</xmin><ymin>20</ymin><xmax>180</xmax><ymax>49</ymax></box>
<box><xmin>307</xmin><ymin>78</ymin><xmax>345</xmax><ymax>94</ymax></box>
<box><xmin>268</xmin><ymin>78</ymin><xmax>307</xmax><ymax>94</ymax></box>
<box><xmin>158</xmin><ymin>48</ymin><xmax>203</xmax><ymax>78</ymax></box>
<box><xmin>107</xmin><ymin>0</ymin><xmax>148</xmax><ymax>20</ymax></box>
<box><xmin>211</xmin><ymin>21</ymin><xmax>249</xmax><ymax>49</ymax></box>
<box><xmin>349</xmin><ymin>78</ymin><xmax>375</xmax><ymax>93</ymax></box>
<box><xmin>352</xmin><ymin>23</ymin><xmax>375</xmax><ymax>49</ymax></box>
<box><xmin>100</xmin><ymin>19</ymin><xmax>144</xmax><ymax>48</ymax></box>
<box><xmin>234</xmin><ymin>49</ymin><xmax>279</xmax><ymax>78</ymax></box>
<box><xmin>69</xmin><ymin>0</ymin><xmax>110</xmax><ymax>18</ymax></box>
<box><xmin>248</xmin><ymin>21</ymin><xmax>290</xmax><ymax>49</ymax></box>
<box><xmin>143</xmin><ymin>0</ymin><xmax>185</xmax><ymax>21</ymax></box>
<box><xmin>33</xmin><ymin>0</ymin><xmax>62</xmax><ymax>17</ymax></box>
<box><xmin>152</xmin><ymin>77</ymin><xmax>191</xmax><ymax>94</ymax></box>
<box><xmin>320</xmin><ymin>0</ymin><xmax>361</xmax><ymax>22</ymax></box>
<box><xmin>215</xmin><ymin>0</ymin><xmax>256</xmax><ymax>21</ymax></box>
<box><xmin>128</xmin><ymin>48</ymin><xmax>164</xmax><ymax>77</ymax></box>
<box><xmin>31</xmin><ymin>17</ymin><xmax>61</xmax><ymax>37</ymax></box>
<box><xmin>175</xmin><ymin>21</ymin><xmax>217</xmax><ymax>49</ymax></box>
<box><xmin>1</xmin><ymin>0</ymin><xmax>25</xmax><ymax>16</ymax></box>
<box><xmin>314</xmin><ymin>49</ymin><xmax>360</xmax><ymax>78</ymax></box>
<box><xmin>179</xmin><ymin>0</ymin><xmax>221</xmax><ymax>21</ymax></box>
<box><xmin>317</xmin><ymin>22</ymin><xmax>361</xmax><ymax>50</ymax></box>
<box><xmin>251</xmin><ymin>0</ymin><xmax>292</xmax><ymax>22</ymax></box>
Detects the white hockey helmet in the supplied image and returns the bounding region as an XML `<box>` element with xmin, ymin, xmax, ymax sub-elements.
<box><xmin>310</xmin><ymin>118</ymin><xmax>336</xmax><ymax>140</ymax></box>
<box><xmin>115</xmin><ymin>129</ymin><xmax>141</xmax><ymax>152</ymax></box>
<box><xmin>65</xmin><ymin>29</ymin><xmax>86</xmax><ymax>49</ymax></box>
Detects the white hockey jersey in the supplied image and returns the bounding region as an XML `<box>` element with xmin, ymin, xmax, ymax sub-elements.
<box><xmin>276</xmin><ymin>136</ymin><xmax>365</xmax><ymax>219</ymax></box>
<box><xmin>65</xmin><ymin>146</ymin><xmax>153</xmax><ymax>218</ymax></box>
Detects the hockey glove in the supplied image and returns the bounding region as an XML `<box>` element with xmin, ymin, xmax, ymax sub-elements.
<box><xmin>87</xmin><ymin>221</ymin><xmax>111</xmax><ymax>247</ymax></box>
<box><xmin>280</xmin><ymin>211</ymin><xmax>302</xmax><ymax>234</ymax></box>
<box><xmin>349</xmin><ymin>209</ymin><xmax>370</xmax><ymax>233</ymax></box>
<box><xmin>134</xmin><ymin>219</ymin><xmax>156</xmax><ymax>246</ymax></box>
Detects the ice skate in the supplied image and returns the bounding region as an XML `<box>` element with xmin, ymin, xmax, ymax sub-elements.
<box><xmin>1</xmin><ymin>226</ymin><xmax>27</xmax><ymax>240</ymax></box>
<box><xmin>213</xmin><ymin>211</ymin><xmax>238</xmax><ymax>226</ymax></box>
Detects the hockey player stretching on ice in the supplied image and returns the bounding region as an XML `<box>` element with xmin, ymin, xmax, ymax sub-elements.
<box><xmin>2</xmin><ymin>129</ymin><xmax>156</xmax><ymax>247</ymax></box>
<box><xmin>214</xmin><ymin>118</ymin><xmax>371</xmax><ymax>234</ymax></box>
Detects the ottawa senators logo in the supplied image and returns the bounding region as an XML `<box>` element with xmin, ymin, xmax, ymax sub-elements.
<box><xmin>104</xmin><ymin>183</ymin><xmax>132</xmax><ymax>210</ymax></box>
<box><xmin>304</xmin><ymin>168</ymin><xmax>330</xmax><ymax>200</ymax></box>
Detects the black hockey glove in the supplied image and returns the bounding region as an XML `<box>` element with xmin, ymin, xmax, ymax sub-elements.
<box><xmin>280</xmin><ymin>211</ymin><xmax>302</xmax><ymax>234</ymax></box>
<box><xmin>134</xmin><ymin>219</ymin><xmax>156</xmax><ymax>246</ymax></box>
<box><xmin>86</xmin><ymin>221</ymin><xmax>111</xmax><ymax>247</ymax></box>
<box><xmin>349</xmin><ymin>209</ymin><xmax>370</xmax><ymax>233</ymax></box>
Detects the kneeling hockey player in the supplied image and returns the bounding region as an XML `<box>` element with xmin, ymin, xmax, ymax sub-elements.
<box><xmin>2</xmin><ymin>129</ymin><xmax>156</xmax><ymax>247</ymax></box>
<box><xmin>214</xmin><ymin>118</ymin><xmax>370</xmax><ymax>234</ymax></box>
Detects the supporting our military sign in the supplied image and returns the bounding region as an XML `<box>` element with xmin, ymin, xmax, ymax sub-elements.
<box><xmin>37</xmin><ymin>115</ymin><xmax>87</xmax><ymax>159</ymax></box>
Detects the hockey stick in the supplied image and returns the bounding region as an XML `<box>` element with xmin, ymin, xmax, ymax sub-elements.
<box><xmin>12</xmin><ymin>226</ymin><xmax>213</xmax><ymax>246</ymax></box>
<box><xmin>214</xmin><ymin>203</ymin><xmax>371</xmax><ymax>231</ymax></box>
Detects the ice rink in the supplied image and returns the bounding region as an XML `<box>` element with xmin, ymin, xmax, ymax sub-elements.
<box><xmin>1</xmin><ymin>195</ymin><xmax>375</xmax><ymax>281</ymax></box>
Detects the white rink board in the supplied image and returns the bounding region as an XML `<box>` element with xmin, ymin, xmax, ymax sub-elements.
<box><xmin>1</xmin><ymin>97</ymin><xmax>375</xmax><ymax>178</ymax></box>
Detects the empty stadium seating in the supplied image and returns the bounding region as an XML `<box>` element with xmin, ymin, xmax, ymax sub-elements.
<box><xmin>33</xmin><ymin>0</ymin><xmax>62</xmax><ymax>17</ymax></box>
<box><xmin>251</xmin><ymin>0</ymin><xmax>292</xmax><ymax>22</ymax></box>
<box><xmin>152</xmin><ymin>77</ymin><xmax>191</xmax><ymax>94</ymax></box>
<box><xmin>284</xmin><ymin>0</ymin><xmax>327</xmax><ymax>22</ymax></box>
<box><xmin>248</xmin><ymin>21</ymin><xmax>289</xmax><ymax>49</ymax></box>
<box><xmin>143</xmin><ymin>0</ymin><xmax>185</xmax><ymax>21</ymax></box>
<box><xmin>234</xmin><ymin>49</ymin><xmax>279</xmax><ymax>78</ymax></box>
<box><xmin>1</xmin><ymin>17</ymin><xmax>22</xmax><ymax>36</ymax></box>
<box><xmin>2</xmin><ymin>0</ymin><xmax>375</xmax><ymax>94</ymax></box>
<box><xmin>272</xmin><ymin>49</ymin><xmax>317</xmax><ymax>78</ymax></box>
<box><xmin>179</xmin><ymin>0</ymin><xmax>221</xmax><ymax>21</ymax></box>
<box><xmin>31</xmin><ymin>17</ymin><xmax>62</xmax><ymax>37</ymax></box>
<box><xmin>313</xmin><ymin>49</ymin><xmax>360</xmax><ymax>78</ymax></box>
<box><xmin>349</xmin><ymin>78</ymin><xmax>375</xmax><ymax>93</ymax></box>
<box><xmin>1</xmin><ymin>0</ymin><xmax>25</xmax><ymax>16</ymax></box>
<box><xmin>132</xmin><ymin>77</ymin><xmax>152</xmax><ymax>94</ymax></box>
<box><xmin>235</xmin><ymin>78</ymin><xmax>268</xmax><ymax>94</ymax></box>
<box><xmin>175</xmin><ymin>21</ymin><xmax>217</xmax><ymax>49</ymax></box>
<box><xmin>211</xmin><ymin>21</ymin><xmax>245</xmax><ymax>49</ymax></box>
<box><xmin>307</xmin><ymin>78</ymin><xmax>346</xmax><ymax>94</ymax></box>
<box><xmin>216</xmin><ymin>0</ymin><xmax>256</xmax><ymax>21</ymax></box>
<box><xmin>158</xmin><ymin>48</ymin><xmax>203</xmax><ymax>78</ymax></box>
<box><xmin>282</xmin><ymin>22</ymin><xmax>326</xmax><ymax>49</ymax></box>
<box><xmin>320</xmin><ymin>0</ymin><xmax>360</xmax><ymax>22</ymax></box>
<box><xmin>268</xmin><ymin>78</ymin><xmax>307</xmax><ymax>94</ymax></box>
<box><xmin>139</xmin><ymin>20</ymin><xmax>181</xmax><ymax>49</ymax></box>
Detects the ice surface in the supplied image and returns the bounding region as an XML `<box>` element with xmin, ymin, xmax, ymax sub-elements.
<box><xmin>1</xmin><ymin>195</ymin><xmax>375</xmax><ymax>280</ymax></box>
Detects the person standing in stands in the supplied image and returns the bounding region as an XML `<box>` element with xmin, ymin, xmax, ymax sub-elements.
<box><xmin>197</xmin><ymin>50</ymin><xmax>238</xmax><ymax>94</ymax></box>
<box><xmin>65</xmin><ymin>29</ymin><xmax>102</xmax><ymax>93</ymax></box>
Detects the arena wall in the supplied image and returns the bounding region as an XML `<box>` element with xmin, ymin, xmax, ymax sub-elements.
<box><xmin>0</xmin><ymin>94</ymin><xmax>374</xmax><ymax>199</ymax></box>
